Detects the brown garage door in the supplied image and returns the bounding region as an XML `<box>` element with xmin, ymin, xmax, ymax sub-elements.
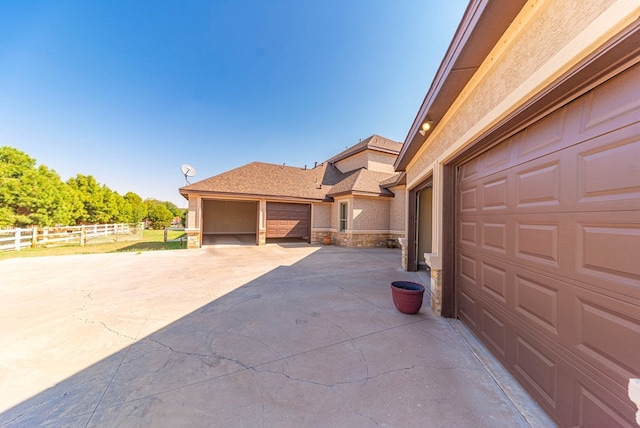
<box><xmin>266</xmin><ymin>203</ymin><xmax>310</xmax><ymax>238</ymax></box>
<box><xmin>456</xmin><ymin>63</ymin><xmax>640</xmax><ymax>426</ymax></box>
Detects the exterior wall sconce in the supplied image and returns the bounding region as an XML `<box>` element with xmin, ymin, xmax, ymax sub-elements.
<box><xmin>419</xmin><ymin>120</ymin><xmax>434</xmax><ymax>136</ymax></box>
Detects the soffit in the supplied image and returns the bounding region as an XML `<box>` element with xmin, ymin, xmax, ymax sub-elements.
<box><xmin>395</xmin><ymin>0</ymin><xmax>528</xmax><ymax>171</ymax></box>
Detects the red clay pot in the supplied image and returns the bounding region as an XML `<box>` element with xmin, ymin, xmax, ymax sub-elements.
<box><xmin>390</xmin><ymin>281</ymin><xmax>425</xmax><ymax>314</ymax></box>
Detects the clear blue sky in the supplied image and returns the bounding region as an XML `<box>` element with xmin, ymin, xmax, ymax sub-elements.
<box><xmin>0</xmin><ymin>1</ymin><xmax>467</xmax><ymax>207</ymax></box>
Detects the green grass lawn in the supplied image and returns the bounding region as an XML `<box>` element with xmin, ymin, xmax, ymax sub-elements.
<box><xmin>0</xmin><ymin>229</ymin><xmax>186</xmax><ymax>260</ymax></box>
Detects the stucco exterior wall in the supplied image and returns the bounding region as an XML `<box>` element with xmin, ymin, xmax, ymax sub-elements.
<box><xmin>186</xmin><ymin>196</ymin><xmax>200</xmax><ymax>230</ymax></box>
<box><xmin>406</xmin><ymin>0</ymin><xmax>628</xmax><ymax>186</ymax></box>
<box><xmin>352</xmin><ymin>197</ymin><xmax>389</xmax><ymax>231</ymax></box>
<box><xmin>388</xmin><ymin>185</ymin><xmax>406</xmax><ymax>232</ymax></box>
<box><xmin>312</xmin><ymin>203</ymin><xmax>331</xmax><ymax>228</ymax></box>
<box><xmin>335</xmin><ymin>150</ymin><xmax>397</xmax><ymax>173</ymax></box>
<box><xmin>335</xmin><ymin>152</ymin><xmax>368</xmax><ymax>173</ymax></box>
<box><xmin>367</xmin><ymin>151</ymin><xmax>397</xmax><ymax>173</ymax></box>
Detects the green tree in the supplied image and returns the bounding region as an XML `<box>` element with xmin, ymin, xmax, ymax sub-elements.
<box><xmin>67</xmin><ymin>174</ymin><xmax>111</xmax><ymax>224</ymax></box>
<box><xmin>146</xmin><ymin>203</ymin><xmax>173</xmax><ymax>229</ymax></box>
<box><xmin>124</xmin><ymin>192</ymin><xmax>147</xmax><ymax>223</ymax></box>
<box><xmin>0</xmin><ymin>146</ymin><xmax>76</xmax><ymax>227</ymax></box>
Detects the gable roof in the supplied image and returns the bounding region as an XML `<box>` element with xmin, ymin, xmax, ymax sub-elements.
<box><xmin>180</xmin><ymin>134</ymin><xmax>403</xmax><ymax>201</ymax></box>
<box><xmin>328</xmin><ymin>134</ymin><xmax>402</xmax><ymax>164</ymax></box>
<box><xmin>327</xmin><ymin>168</ymin><xmax>398</xmax><ymax>197</ymax></box>
<box><xmin>179</xmin><ymin>162</ymin><xmax>344</xmax><ymax>201</ymax></box>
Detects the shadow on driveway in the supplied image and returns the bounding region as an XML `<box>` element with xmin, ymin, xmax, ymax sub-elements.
<box><xmin>0</xmin><ymin>245</ymin><xmax>542</xmax><ymax>427</ymax></box>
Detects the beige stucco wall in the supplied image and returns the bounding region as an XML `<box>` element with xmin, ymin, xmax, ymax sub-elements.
<box><xmin>406</xmin><ymin>0</ymin><xmax>636</xmax><ymax>187</ymax></box>
<box><xmin>388</xmin><ymin>185</ymin><xmax>406</xmax><ymax>232</ymax></box>
<box><xmin>352</xmin><ymin>197</ymin><xmax>390</xmax><ymax>231</ymax></box>
<box><xmin>186</xmin><ymin>196</ymin><xmax>200</xmax><ymax>230</ymax></box>
<box><xmin>335</xmin><ymin>150</ymin><xmax>397</xmax><ymax>173</ymax></box>
<box><xmin>367</xmin><ymin>151</ymin><xmax>398</xmax><ymax>173</ymax></box>
<box><xmin>312</xmin><ymin>203</ymin><xmax>331</xmax><ymax>228</ymax></box>
<box><xmin>335</xmin><ymin>152</ymin><xmax>368</xmax><ymax>173</ymax></box>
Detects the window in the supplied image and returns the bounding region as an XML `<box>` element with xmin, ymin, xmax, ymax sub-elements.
<box><xmin>339</xmin><ymin>202</ymin><xmax>348</xmax><ymax>232</ymax></box>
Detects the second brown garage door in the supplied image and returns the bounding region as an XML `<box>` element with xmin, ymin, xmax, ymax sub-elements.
<box><xmin>456</xmin><ymin>63</ymin><xmax>640</xmax><ymax>426</ymax></box>
<box><xmin>266</xmin><ymin>203</ymin><xmax>310</xmax><ymax>239</ymax></box>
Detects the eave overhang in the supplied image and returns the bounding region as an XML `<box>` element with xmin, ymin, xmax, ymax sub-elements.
<box><xmin>179</xmin><ymin>189</ymin><xmax>327</xmax><ymax>203</ymax></box>
<box><xmin>394</xmin><ymin>0</ymin><xmax>527</xmax><ymax>171</ymax></box>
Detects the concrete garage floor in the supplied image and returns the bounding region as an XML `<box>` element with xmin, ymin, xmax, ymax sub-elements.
<box><xmin>0</xmin><ymin>245</ymin><xmax>553</xmax><ymax>427</ymax></box>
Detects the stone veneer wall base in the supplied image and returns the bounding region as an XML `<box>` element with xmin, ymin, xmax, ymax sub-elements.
<box><xmin>430</xmin><ymin>269</ymin><xmax>442</xmax><ymax>316</ymax></box>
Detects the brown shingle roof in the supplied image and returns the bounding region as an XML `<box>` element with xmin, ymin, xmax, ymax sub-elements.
<box><xmin>327</xmin><ymin>134</ymin><xmax>402</xmax><ymax>164</ymax></box>
<box><xmin>327</xmin><ymin>168</ymin><xmax>397</xmax><ymax>197</ymax></box>
<box><xmin>180</xmin><ymin>134</ymin><xmax>402</xmax><ymax>201</ymax></box>
<box><xmin>179</xmin><ymin>162</ymin><xmax>344</xmax><ymax>201</ymax></box>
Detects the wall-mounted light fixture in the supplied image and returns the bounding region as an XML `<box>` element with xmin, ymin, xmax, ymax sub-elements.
<box><xmin>418</xmin><ymin>120</ymin><xmax>434</xmax><ymax>136</ymax></box>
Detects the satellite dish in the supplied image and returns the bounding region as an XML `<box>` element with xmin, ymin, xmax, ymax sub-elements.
<box><xmin>181</xmin><ymin>164</ymin><xmax>197</xmax><ymax>185</ymax></box>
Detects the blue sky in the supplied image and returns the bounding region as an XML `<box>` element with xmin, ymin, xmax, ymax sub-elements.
<box><xmin>0</xmin><ymin>1</ymin><xmax>467</xmax><ymax>207</ymax></box>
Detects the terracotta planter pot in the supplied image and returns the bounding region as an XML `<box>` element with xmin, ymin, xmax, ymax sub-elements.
<box><xmin>390</xmin><ymin>281</ymin><xmax>425</xmax><ymax>314</ymax></box>
<box><xmin>322</xmin><ymin>236</ymin><xmax>331</xmax><ymax>245</ymax></box>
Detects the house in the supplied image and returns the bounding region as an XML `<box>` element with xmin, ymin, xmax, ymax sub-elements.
<box><xmin>395</xmin><ymin>0</ymin><xmax>640</xmax><ymax>426</ymax></box>
<box><xmin>179</xmin><ymin>135</ymin><xmax>406</xmax><ymax>248</ymax></box>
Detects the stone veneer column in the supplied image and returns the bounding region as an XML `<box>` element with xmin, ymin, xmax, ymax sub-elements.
<box><xmin>429</xmin><ymin>269</ymin><xmax>442</xmax><ymax>316</ymax></box>
<box><xmin>186</xmin><ymin>229</ymin><xmax>200</xmax><ymax>249</ymax></box>
<box><xmin>398</xmin><ymin>238</ymin><xmax>408</xmax><ymax>271</ymax></box>
<box><xmin>425</xmin><ymin>253</ymin><xmax>442</xmax><ymax>316</ymax></box>
<box><xmin>186</xmin><ymin>196</ymin><xmax>201</xmax><ymax>248</ymax></box>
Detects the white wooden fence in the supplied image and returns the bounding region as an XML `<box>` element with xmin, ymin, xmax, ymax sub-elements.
<box><xmin>0</xmin><ymin>223</ymin><xmax>144</xmax><ymax>252</ymax></box>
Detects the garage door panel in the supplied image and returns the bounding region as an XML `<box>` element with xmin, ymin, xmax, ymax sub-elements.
<box><xmin>573</xmin><ymin>380</ymin><xmax>634</xmax><ymax>428</ymax></box>
<box><xmin>573</xmin><ymin>294</ymin><xmax>640</xmax><ymax>381</ymax></box>
<box><xmin>266</xmin><ymin>203</ymin><xmax>310</xmax><ymax>238</ymax></box>
<box><xmin>515</xmin><ymin>220</ymin><xmax>560</xmax><ymax>267</ymax></box>
<box><xmin>482</xmin><ymin>176</ymin><xmax>509</xmax><ymax>211</ymax></box>
<box><xmin>457</xmin><ymin>289</ymin><xmax>478</xmax><ymax>328</ymax></box>
<box><xmin>513</xmin><ymin>273</ymin><xmax>561</xmax><ymax>337</ymax></box>
<box><xmin>515</xmin><ymin>161</ymin><xmax>561</xmax><ymax>208</ymax></box>
<box><xmin>459</xmin><ymin>253</ymin><xmax>478</xmax><ymax>283</ymax></box>
<box><xmin>576</xmin><ymin>134</ymin><xmax>640</xmax><ymax>208</ymax></box>
<box><xmin>480</xmin><ymin>306</ymin><xmax>508</xmax><ymax>358</ymax></box>
<box><xmin>574</xmin><ymin>211</ymin><xmax>640</xmax><ymax>292</ymax></box>
<box><xmin>463</xmin><ymin>212</ymin><xmax>639</xmax><ymax>297</ymax></box>
<box><xmin>577</xmin><ymin>222</ymin><xmax>640</xmax><ymax>286</ymax></box>
<box><xmin>480</xmin><ymin>260</ymin><xmax>509</xmax><ymax>304</ymax></box>
<box><xmin>456</xmin><ymin>64</ymin><xmax>640</xmax><ymax>426</ymax></box>
<box><xmin>514</xmin><ymin>334</ymin><xmax>559</xmax><ymax>407</ymax></box>
<box><xmin>467</xmin><ymin>285</ymin><xmax>638</xmax><ymax>426</ymax></box>
<box><xmin>481</xmin><ymin>221</ymin><xmax>509</xmax><ymax>254</ymax></box>
<box><xmin>579</xmin><ymin>62</ymin><xmax>640</xmax><ymax>138</ymax></box>
<box><xmin>459</xmin><ymin>185</ymin><xmax>479</xmax><ymax>212</ymax></box>
<box><xmin>459</xmin><ymin>221</ymin><xmax>479</xmax><ymax>247</ymax></box>
<box><xmin>459</xmin><ymin>155</ymin><xmax>483</xmax><ymax>182</ymax></box>
<box><xmin>464</xmin><ymin>123</ymin><xmax>640</xmax><ymax>216</ymax></box>
<box><xmin>518</xmin><ymin>108</ymin><xmax>567</xmax><ymax>160</ymax></box>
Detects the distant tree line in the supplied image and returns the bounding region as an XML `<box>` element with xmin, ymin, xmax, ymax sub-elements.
<box><xmin>0</xmin><ymin>146</ymin><xmax>184</xmax><ymax>229</ymax></box>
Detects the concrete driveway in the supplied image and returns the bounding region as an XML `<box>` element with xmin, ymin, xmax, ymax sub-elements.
<box><xmin>0</xmin><ymin>244</ymin><xmax>552</xmax><ymax>427</ymax></box>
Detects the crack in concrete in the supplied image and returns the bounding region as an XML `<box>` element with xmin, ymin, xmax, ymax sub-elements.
<box><xmin>70</xmin><ymin>290</ymin><xmax>137</xmax><ymax>341</ymax></box>
<box><xmin>146</xmin><ymin>338</ymin><xmax>253</xmax><ymax>371</ymax></box>
<box><xmin>72</xmin><ymin>315</ymin><xmax>137</xmax><ymax>341</ymax></box>
<box><xmin>256</xmin><ymin>362</ymin><xmax>481</xmax><ymax>389</ymax></box>
<box><xmin>0</xmin><ymin>399</ymin><xmax>47</xmax><ymax>426</ymax></box>
<box><xmin>329</xmin><ymin>388</ymin><xmax>379</xmax><ymax>426</ymax></box>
